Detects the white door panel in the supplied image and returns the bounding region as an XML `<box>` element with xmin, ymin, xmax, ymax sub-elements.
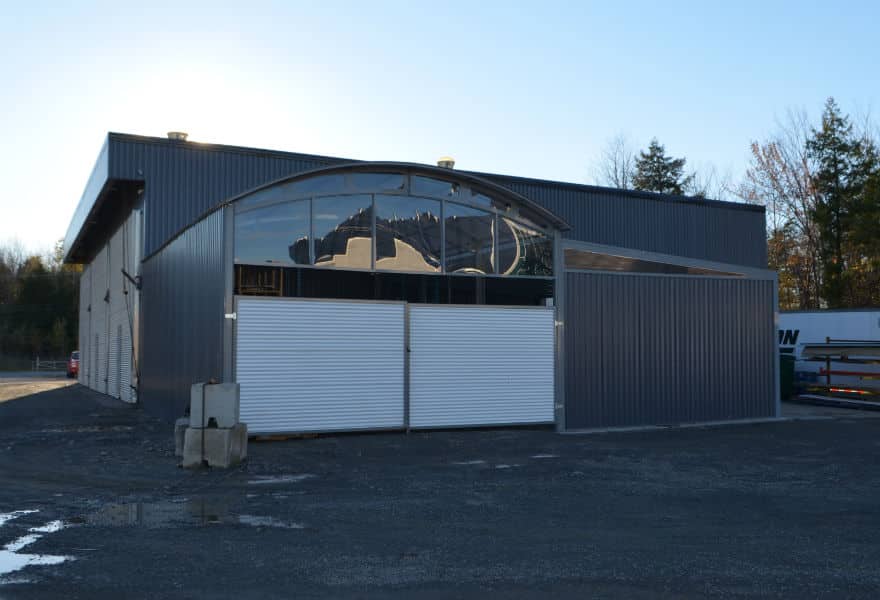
<box><xmin>409</xmin><ymin>305</ymin><xmax>555</xmax><ymax>428</ymax></box>
<box><xmin>235</xmin><ymin>298</ymin><xmax>405</xmax><ymax>434</ymax></box>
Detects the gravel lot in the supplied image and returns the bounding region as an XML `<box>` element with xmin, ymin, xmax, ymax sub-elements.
<box><xmin>1</xmin><ymin>381</ymin><xmax>879</xmax><ymax>599</ymax></box>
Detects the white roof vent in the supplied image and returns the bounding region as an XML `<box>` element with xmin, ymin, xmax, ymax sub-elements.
<box><xmin>437</xmin><ymin>156</ymin><xmax>455</xmax><ymax>169</ymax></box>
<box><xmin>167</xmin><ymin>131</ymin><xmax>189</xmax><ymax>141</ymax></box>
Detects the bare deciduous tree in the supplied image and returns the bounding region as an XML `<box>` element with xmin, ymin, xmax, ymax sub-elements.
<box><xmin>591</xmin><ymin>133</ymin><xmax>636</xmax><ymax>189</ymax></box>
<box><xmin>685</xmin><ymin>162</ymin><xmax>733</xmax><ymax>201</ymax></box>
<box><xmin>735</xmin><ymin>110</ymin><xmax>822</xmax><ymax>308</ymax></box>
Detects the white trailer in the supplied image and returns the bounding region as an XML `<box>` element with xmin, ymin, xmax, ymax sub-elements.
<box><xmin>779</xmin><ymin>310</ymin><xmax>880</xmax><ymax>404</ymax></box>
<box><xmin>778</xmin><ymin>310</ymin><xmax>880</xmax><ymax>358</ymax></box>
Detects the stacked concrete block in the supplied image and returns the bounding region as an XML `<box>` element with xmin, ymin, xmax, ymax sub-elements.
<box><xmin>180</xmin><ymin>383</ymin><xmax>247</xmax><ymax>469</ymax></box>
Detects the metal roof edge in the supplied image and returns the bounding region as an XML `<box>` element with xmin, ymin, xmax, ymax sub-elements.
<box><xmin>465</xmin><ymin>169</ymin><xmax>766</xmax><ymax>214</ymax></box>
<box><xmin>106</xmin><ymin>132</ymin><xmax>356</xmax><ymax>166</ymax></box>
<box><xmin>62</xmin><ymin>134</ymin><xmax>113</xmax><ymax>262</ymax></box>
<box><xmin>107</xmin><ymin>132</ymin><xmax>764</xmax><ymax>214</ymax></box>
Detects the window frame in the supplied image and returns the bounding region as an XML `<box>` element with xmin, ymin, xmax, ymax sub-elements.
<box><xmin>233</xmin><ymin>170</ymin><xmax>556</xmax><ymax>280</ymax></box>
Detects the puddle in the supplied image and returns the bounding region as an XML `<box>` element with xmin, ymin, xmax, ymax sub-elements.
<box><xmin>86</xmin><ymin>498</ymin><xmax>232</xmax><ymax>528</ymax></box>
<box><xmin>531</xmin><ymin>454</ymin><xmax>559</xmax><ymax>459</ymax></box>
<box><xmin>84</xmin><ymin>498</ymin><xmax>306</xmax><ymax>531</ymax></box>
<box><xmin>494</xmin><ymin>464</ymin><xmax>520</xmax><ymax>470</ymax></box>
<box><xmin>451</xmin><ymin>460</ymin><xmax>486</xmax><ymax>466</ymax></box>
<box><xmin>40</xmin><ymin>426</ymin><xmax>133</xmax><ymax>433</ymax></box>
<box><xmin>0</xmin><ymin>513</ymin><xmax>72</xmax><ymax>583</ymax></box>
<box><xmin>248</xmin><ymin>474</ymin><xmax>315</xmax><ymax>485</ymax></box>
<box><xmin>237</xmin><ymin>515</ymin><xmax>304</xmax><ymax>529</ymax></box>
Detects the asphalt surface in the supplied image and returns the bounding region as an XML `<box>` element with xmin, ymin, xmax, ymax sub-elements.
<box><xmin>1</xmin><ymin>383</ymin><xmax>880</xmax><ymax>599</ymax></box>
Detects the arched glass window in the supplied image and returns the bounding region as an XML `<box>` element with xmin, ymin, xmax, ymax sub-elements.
<box><xmin>375</xmin><ymin>195</ymin><xmax>441</xmax><ymax>273</ymax></box>
<box><xmin>233</xmin><ymin>167</ymin><xmax>556</xmax><ymax>278</ymax></box>
<box><xmin>313</xmin><ymin>195</ymin><xmax>373</xmax><ymax>270</ymax></box>
<box><xmin>234</xmin><ymin>200</ymin><xmax>310</xmax><ymax>265</ymax></box>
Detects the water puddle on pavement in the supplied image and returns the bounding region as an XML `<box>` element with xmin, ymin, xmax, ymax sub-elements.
<box><xmin>530</xmin><ymin>454</ymin><xmax>559</xmax><ymax>459</ymax></box>
<box><xmin>248</xmin><ymin>474</ymin><xmax>315</xmax><ymax>485</ymax></box>
<box><xmin>237</xmin><ymin>515</ymin><xmax>304</xmax><ymax>529</ymax></box>
<box><xmin>84</xmin><ymin>498</ymin><xmax>304</xmax><ymax>530</ymax></box>
<box><xmin>0</xmin><ymin>512</ymin><xmax>72</xmax><ymax>583</ymax></box>
<box><xmin>451</xmin><ymin>460</ymin><xmax>487</xmax><ymax>466</ymax></box>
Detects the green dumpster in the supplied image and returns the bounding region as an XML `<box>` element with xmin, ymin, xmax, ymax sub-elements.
<box><xmin>780</xmin><ymin>354</ymin><xmax>796</xmax><ymax>400</ymax></box>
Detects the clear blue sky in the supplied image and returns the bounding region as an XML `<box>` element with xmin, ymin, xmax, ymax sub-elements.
<box><xmin>1</xmin><ymin>0</ymin><xmax>877</xmax><ymax>252</ymax></box>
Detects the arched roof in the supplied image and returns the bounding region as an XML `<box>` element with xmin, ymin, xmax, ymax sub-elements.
<box><xmin>224</xmin><ymin>161</ymin><xmax>570</xmax><ymax>232</ymax></box>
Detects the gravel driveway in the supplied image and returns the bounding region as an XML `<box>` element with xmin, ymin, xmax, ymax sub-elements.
<box><xmin>1</xmin><ymin>383</ymin><xmax>879</xmax><ymax>598</ymax></box>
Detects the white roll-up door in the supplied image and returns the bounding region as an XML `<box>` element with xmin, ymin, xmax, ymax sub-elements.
<box><xmin>409</xmin><ymin>305</ymin><xmax>555</xmax><ymax>428</ymax></box>
<box><xmin>235</xmin><ymin>298</ymin><xmax>405</xmax><ymax>434</ymax></box>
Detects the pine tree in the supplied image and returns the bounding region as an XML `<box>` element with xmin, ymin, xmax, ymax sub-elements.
<box><xmin>807</xmin><ymin>98</ymin><xmax>878</xmax><ymax>307</ymax></box>
<box><xmin>632</xmin><ymin>139</ymin><xmax>693</xmax><ymax>195</ymax></box>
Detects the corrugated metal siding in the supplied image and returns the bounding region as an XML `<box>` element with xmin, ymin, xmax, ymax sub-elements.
<box><xmin>488</xmin><ymin>180</ymin><xmax>767</xmax><ymax>268</ymax></box>
<box><xmin>78</xmin><ymin>264</ymin><xmax>91</xmax><ymax>386</ymax></box>
<box><xmin>564</xmin><ymin>272</ymin><xmax>776</xmax><ymax>428</ymax></box>
<box><xmin>140</xmin><ymin>209</ymin><xmax>226</xmax><ymax>421</ymax></box>
<box><xmin>107</xmin><ymin>225</ymin><xmax>123</xmax><ymax>399</ymax></box>
<box><xmin>89</xmin><ymin>244</ymin><xmax>109</xmax><ymax>394</ymax></box>
<box><xmin>409</xmin><ymin>305</ymin><xmax>555</xmax><ymax>428</ymax></box>
<box><xmin>109</xmin><ymin>137</ymin><xmax>345</xmax><ymax>257</ymax></box>
<box><xmin>235</xmin><ymin>298</ymin><xmax>405</xmax><ymax>434</ymax></box>
<box><xmin>102</xmin><ymin>135</ymin><xmax>765</xmax><ymax>268</ymax></box>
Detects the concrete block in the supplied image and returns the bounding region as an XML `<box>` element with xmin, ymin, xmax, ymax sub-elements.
<box><xmin>190</xmin><ymin>383</ymin><xmax>240</xmax><ymax>429</ymax></box>
<box><xmin>182</xmin><ymin>423</ymin><xmax>248</xmax><ymax>469</ymax></box>
<box><xmin>174</xmin><ymin>417</ymin><xmax>189</xmax><ymax>457</ymax></box>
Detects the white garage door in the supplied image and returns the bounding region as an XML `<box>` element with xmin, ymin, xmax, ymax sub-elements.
<box><xmin>409</xmin><ymin>305</ymin><xmax>555</xmax><ymax>428</ymax></box>
<box><xmin>235</xmin><ymin>298</ymin><xmax>405</xmax><ymax>434</ymax></box>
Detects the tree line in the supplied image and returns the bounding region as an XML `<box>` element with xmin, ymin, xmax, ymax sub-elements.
<box><xmin>0</xmin><ymin>241</ymin><xmax>80</xmax><ymax>367</ymax></box>
<box><xmin>592</xmin><ymin>98</ymin><xmax>880</xmax><ymax>310</ymax></box>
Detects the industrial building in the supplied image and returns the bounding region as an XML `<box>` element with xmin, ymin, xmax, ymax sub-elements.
<box><xmin>64</xmin><ymin>132</ymin><xmax>779</xmax><ymax>434</ymax></box>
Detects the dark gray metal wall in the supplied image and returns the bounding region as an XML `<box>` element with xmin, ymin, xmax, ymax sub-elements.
<box><xmin>97</xmin><ymin>134</ymin><xmax>765</xmax><ymax>268</ymax></box>
<box><xmin>564</xmin><ymin>272</ymin><xmax>776</xmax><ymax>429</ymax></box>
<box><xmin>140</xmin><ymin>209</ymin><xmax>227</xmax><ymax>421</ymax></box>
<box><xmin>107</xmin><ymin>136</ymin><xmax>347</xmax><ymax>257</ymax></box>
<box><xmin>490</xmin><ymin>178</ymin><xmax>767</xmax><ymax>268</ymax></box>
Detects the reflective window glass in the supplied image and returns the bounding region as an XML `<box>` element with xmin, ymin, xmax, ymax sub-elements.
<box><xmin>498</xmin><ymin>218</ymin><xmax>553</xmax><ymax>276</ymax></box>
<box><xmin>375</xmin><ymin>195</ymin><xmax>441</xmax><ymax>273</ymax></box>
<box><xmin>563</xmin><ymin>248</ymin><xmax>743</xmax><ymax>276</ymax></box>
<box><xmin>289</xmin><ymin>174</ymin><xmax>346</xmax><ymax>196</ymax></box>
<box><xmin>313</xmin><ymin>195</ymin><xmax>373</xmax><ymax>269</ymax></box>
<box><xmin>468</xmin><ymin>191</ymin><xmax>493</xmax><ymax>208</ymax></box>
<box><xmin>234</xmin><ymin>200</ymin><xmax>310</xmax><ymax>265</ymax></box>
<box><xmin>444</xmin><ymin>203</ymin><xmax>495</xmax><ymax>274</ymax></box>
<box><xmin>349</xmin><ymin>172</ymin><xmax>406</xmax><ymax>193</ymax></box>
<box><xmin>236</xmin><ymin>174</ymin><xmax>346</xmax><ymax>211</ymax></box>
<box><xmin>235</xmin><ymin>185</ymin><xmax>290</xmax><ymax>212</ymax></box>
<box><xmin>412</xmin><ymin>176</ymin><xmax>461</xmax><ymax>198</ymax></box>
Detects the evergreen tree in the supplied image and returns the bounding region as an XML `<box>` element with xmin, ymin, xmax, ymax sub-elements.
<box><xmin>632</xmin><ymin>139</ymin><xmax>693</xmax><ymax>195</ymax></box>
<box><xmin>806</xmin><ymin>98</ymin><xmax>878</xmax><ymax>307</ymax></box>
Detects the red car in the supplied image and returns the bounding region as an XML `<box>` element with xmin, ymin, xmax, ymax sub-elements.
<box><xmin>67</xmin><ymin>351</ymin><xmax>80</xmax><ymax>379</ymax></box>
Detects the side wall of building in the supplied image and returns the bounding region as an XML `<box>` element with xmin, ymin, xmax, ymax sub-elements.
<box><xmin>140</xmin><ymin>209</ymin><xmax>227</xmax><ymax>421</ymax></box>
<box><xmin>491</xmin><ymin>179</ymin><xmax>767</xmax><ymax>269</ymax></box>
<box><xmin>77</xmin><ymin>209</ymin><xmax>141</xmax><ymax>402</ymax></box>
<box><xmin>563</xmin><ymin>272</ymin><xmax>777</xmax><ymax>429</ymax></box>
